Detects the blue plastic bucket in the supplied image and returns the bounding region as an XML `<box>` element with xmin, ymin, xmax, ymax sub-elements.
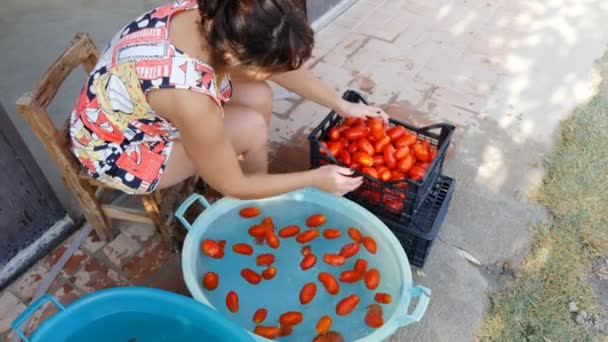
<box><xmin>177</xmin><ymin>187</ymin><xmax>430</xmax><ymax>341</ymax></box>
<box><xmin>11</xmin><ymin>287</ymin><xmax>254</xmax><ymax>342</ymax></box>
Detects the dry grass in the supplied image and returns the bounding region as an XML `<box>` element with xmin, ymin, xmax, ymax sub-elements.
<box><xmin>478</xmin><ymin>54</ymin><xmax>608</xmax><ymax>341</ymax></box>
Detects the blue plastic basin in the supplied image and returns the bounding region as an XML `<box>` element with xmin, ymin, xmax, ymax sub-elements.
<box><xmin>11</xmin><ymin>287</ymin><xmax>254</xmax><ymax>342</ymax></box>
<box><xmin>177</xmin><ymin>187</ymin><xmax>431</xmax><ymax>341</ymax></box>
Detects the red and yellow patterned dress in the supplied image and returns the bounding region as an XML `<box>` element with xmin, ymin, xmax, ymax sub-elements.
<box><xmin>70</xmin><ymin>0</ymin><xmax>232</xmax><ymax>194</ymax></box>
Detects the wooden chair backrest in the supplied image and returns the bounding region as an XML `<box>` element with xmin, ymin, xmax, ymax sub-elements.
<box><xmin>15</xmin><ymin>33</ymin><xmax>99</xmax><ymax>176</ymax></box>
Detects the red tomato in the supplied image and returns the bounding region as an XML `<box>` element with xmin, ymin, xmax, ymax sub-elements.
<box><xmin>356</xmin><ymin>138</ymin><xmax>374</xmax><ymax>156</ymax></box>
<box><xmin>374</xmin><ymin>136</ymin><xmax>391</xmax><ymax>154</ymax></box>
<box><xmin>318</xmin><ymin>272</ymin><xmax>340</xmax><ymax>295</ymax></box>
<box><xmin>300</xmin><ymin>282</ymin><xmax>317</xmax><ymax>304</ymax></box>
<box><xmin>279</xmin><ymin>311</ymin><xmax>304</xmax><ymax>326</ymax></box>
<box><xmin>384</xmin><ymin>197</ymin><xmax>405</xmax><ymax>214</ymax></box>
<box><xmin>361</xmin><ymin>167</ymin><xmax>379</xmax><ymax>179</ymax></box>
<box><xmin>280</xmin><ymin>325</ymin><xmax>293</xmax><ymax>337</ymax></box>
<box><xmin>278</xmin><ymin>225</ymin><xmax>301</xmax><ymax>238</ymax></box>
<box><xmin>368</xmin><ymin>118</ymin><xmax>386</xmax><ymax>141</ymax></box>
<box><xmin>256</xmin><ymin>253</ymin><xmax>275</xmax><ymax>266</ymax></box>
<box><xmin>300</xmin><ymin>254</ymin><xmax>317</xmax><ymax>270</ymax></box>
<box><xmin>226</xmin><ymin>291</ymin><xmax>239</xmax><ymax>313</ymax></box>
<box><xmin>372</xmin><ymin>155</ymin><xmax>385</xmax><ymax>166</ymax></box>
<box><xmin>338</xmin><ymin>150</ymin><xmax>352</xmax><ymax>166</ymax></box>
<box><xmin>353</xmin><ymin>152</ymin><xmax>374</xmax><ymax>167</ymax></box>
<box><xmin>339</xmin><ymin>270</ymin><xmax>362</xmax><ymax>283</ymax></box>
<box><xmin>265</xmin><ymin>231</ymin><xmax>280</xmax><ymax>249</ymax></box>
<box><xmin>420</xmin><ymin>162</ymin><xmax>430</xmax><ymax>170</ymax></box>
<box><xmin>380</xmin><ymin>170</ymin><xmax>392</xmax><ymax>182</ymax></box>
<box><xmin>376</xmin><ymin>165</ymin><xmax>389</xmax><ymax>175</ymax></box>
<box><xmin>408</xmin><ymin>165</ymin><xmax>426</xmax><ymax>180</ymax></box>
<box><xmin>348</xmin><ymin>227</ymin><xmax>363</xmax><ymax>242</ymax></box>
<box><xmin>375</xmin><ymin>293</ymin><xmax>393</xmax><ymax>304</ymax></box>
<box><xmin>429</xmin><ymin>148</ymin><xmax>438</xmax><ymax>161</ymax></box>
<box><xmin>323</xmin><ymin>253</ymin><xmax>347</xmax><ymax>266</ymax></box>
<box><xmin>343</xmin><ymin>117</ymin><xmax>361</xmax><ymax>126</ymax></box>
<box><xmin>323</xmin><ymin>228</ymin><xmax>342</xmax><ymax>239</ymax></box>
<box><xmin>253</xmin><ymin>326</ymin><xmax>281</xmax><ymax>338</ymax></box>
<box><xmin>365</xmin><ymin>269</ymin><xmax>381</xmax><ymax>290</ymax></box>
<box><xmin>395</xmin><ymin>133</ymin><xmax>417</xmax><ymax>147</ymax></box>
<box><xmin>365</xmin><ymin>311</ymin><xmax>384</xmax><ymax>328</ymax></box>
<box><xmin>252</xmin><ymin>308</ymin><xmax>268</xmax><ymax>325</ymax></box>
<box><xmin>328</xmin><ymin>127</ymin><xmax>341</xmax><ymax>141</ymax></box>
<box><xmin>395</xmin><ymin>146</ymin><xmax>410</xmax><ymax>160</ymax></box>
<box><xmin>203</xmin><ymin>272</ymin><xmax>219</xmax><ymax>290</ymax></box>
<box><xmin>201</xmin><ymin>240</ymin><xmax>222</xmax><ymax>259</ymax></box>
<box><xmin>387</xmin><ymin>126</ymin><xmax>407</xmax><ymax>141</ymax></box>
<box><xmin>261</xmin><ymin>266</ymin><xmax>277</xmax><ymax>280</ymax></box>
<box><xmin>316</xmin><ymin>315</ymin><xmax>333</xmax><ymax>335</ymax></box>
<box><xmin>241</xmin><ymin>268</ymin><xmax>262</xmax><ymax>284</ymax></box>
<box><xmin>348</xmin><ymin>143</ymin><xmax>358</xmax><ymax>154</ymax></box>
<box><xmin>327</xmin><ymin>141</ymin><xmax>343</xmax><ymax>157</ymax></box>
<box><xmin>354</xmin><ymin>259</ymin><xmax>368</xmax><ymax>275</ymax></box>
<box><xmin>301</xmin><ymin>245</ymin><xmax>312</xmax><ymax>256</ymax></box>
<box><xmin>382</xmin><ymin>145</ymin><xmax>397</xmax><ymax>169</ymax></box>
<box><xmin>306</xmin><ymin>214</ymin><xmax>327</xmax><ymax>228</ymax></box>
<box><xmin>296</xmin><ymin>229</ymin><xmax>320</xmax><ymax>244</ymax></box>
<box><xmin>362</xmin><ymin>236</ymin><xmax>377</xmax><ymax>254</ymax></box>
<box><xmin>336</xmin><ymin>294</ymin><xmax>360</xmax><ymax>316</ymax></box>
<box><xmin>397</xmin><ymin>154</ymin><xmax>414</xmax><ymax>173</ymax></box>
<box><xmin>232</xmin><ymin>243</ymin><xmax>253</xmax><ymax>255</ymax></box>
<box><xmin>339</xmin><ymin>242</ymin><xmax>360</xmax><ymax>259</ymax></box>
<box><xmin>343</xmin><ymin>127</ymin><xmax>369</xmax><ymax>140</ymax></box>
<box><xmin>239</xmin><ymin>207</ymin><xmax>260</xmax><ymax>218</ymax></box>
<box><xmin>413</xmin><ymin>143</ymin><xmax>430</xmax><ymax>162</ymax></box>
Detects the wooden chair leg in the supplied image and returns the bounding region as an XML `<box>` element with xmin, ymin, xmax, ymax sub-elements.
<box><xmin>142</xmin><ymin>193</ymin><xmax>174</xmax><ymax>248</ymax></box>
<box><xmin>73</xmin><ymin>180</ymin><xmax>115</xmax><ymax>241</ymax></box>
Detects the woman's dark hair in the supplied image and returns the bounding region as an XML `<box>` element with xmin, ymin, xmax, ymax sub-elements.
<box><xmin>198</xmin><ymin>0</ymin><xmax>314</xmax><ymax>73</ymax></box>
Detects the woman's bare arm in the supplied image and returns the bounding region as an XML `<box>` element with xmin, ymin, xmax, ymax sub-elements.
<box><xmin>152</xmin><ymin>90</ymin><xmax>362</xmax><ymax>199</ymax></box>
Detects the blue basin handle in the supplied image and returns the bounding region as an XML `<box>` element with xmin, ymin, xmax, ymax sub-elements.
<box><xmin>175</xmin><ymin>193</ymin><xmax>212</xmax><ymax>231</ymax></box>
<box><xmin>397</xmin><ymin>286</ymin><xmax>431</xmax><ymax>326</ymax></box>
<box><xmin>12</xmin><ymin>294</ymin><xmax>65</xmax><ymax>342</ymax></box>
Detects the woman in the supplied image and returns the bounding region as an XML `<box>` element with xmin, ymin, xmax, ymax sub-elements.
<box><xmin>70</xmin><ymin>0</ymin><xmax>387</xmax><ymax>199</ymax></box>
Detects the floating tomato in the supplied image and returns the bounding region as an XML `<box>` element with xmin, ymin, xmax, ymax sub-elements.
<box><xmin>202</xmin><ymin>272</ymin><xmax>219</xmax><ymax>290</ymax></box>
<box><xmin>300</xmin><ymin>282</ymin><xmax>317</xmax><ymax>304</ymax></box>
<box><xmin>278</xmin><ymin>225</ymin><xmax>300</xmax><ymax>238</ymax></box>
<box><xmin>239</xmin><ymin>207</ymin><xmax>260</xmax><ymax>218</ymax></box>
<box><xmin>306</xmin><ymin>214</ymin><xmax>327</xmax><ymax>228</ymax></box>
<box><xmin>336</xmin><ymin>294</ymin><xmax>360</xmax><ymax>316</ymax></box>
<box><xmin>323</xmin><ymin>229</ymin><xmax>342</xmax><ymax>239</ymax></box>
<box><xmin>318</xmin><ymin>272</ymin><xmax>340</xmax><ymax>295</ymax></box>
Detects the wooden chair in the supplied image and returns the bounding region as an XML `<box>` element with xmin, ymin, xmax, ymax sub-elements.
<box><xmin>15</xmin><ymin>33</ymin><xmax>199</xmax><ymax>248</ymax></box>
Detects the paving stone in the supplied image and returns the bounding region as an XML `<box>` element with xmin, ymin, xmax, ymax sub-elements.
<box><xmin>311</xmin><ymin>61</ymin><xmax>355</xmax><ymax>93</ymax></box>
<box><xmin>122</xmin><ymin>238</ymin><xmax>172</xmax><ymax>285</ymax></box>
<box><xmin>147</xmin><ymin>255</ymin><xmax>190</xmax><ymax>297</ymax></box>
<box><xmin>8</xmin><ymin>264</ymin><xmax>47</xmax><ymax>304</ymax></box>
<box><xmin>124</xmin><ymin>222</ymin><xmax>156</xmax><ymax>245</ymax></box>
<box><xmin>41</xmin><ymin>243</ymin><xmax>89</xmax><ymax>279</ymax></box>
<box><xmin>321</xmin><ymin>33</ymin><xmax>368</xmax><ymax>68</ymax></box>
<box><xmin>71</xmin><ymin>257</ymin><xmax>129</xmax><ymax>293</ymax></box>
<box><xmin>0</xmin><ymin>292</ymin><xmax>25</xmax><ymax>335</ymax></box>
<box><xmin>23</xmin><ymin>279</ymin><xmax>82</xmax><ymax>336</ymax></box>
<box><xmin>101</xmin><ymin>233</ymin><xmax>142</xmax><ymax>267</ymax></box>
<box><xmin>81</xmin><ymin>230</ymin><xmax>106</xmax><ymax>254</ymax></box>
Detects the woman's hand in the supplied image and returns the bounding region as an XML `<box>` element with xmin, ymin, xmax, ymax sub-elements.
<box><xmin>312</xmin><ymin>165</ymin><xmax>363</xmax><ymax>197</ymax></box>
<box><xmin>336</xmin><ymin>100</ymin><xmax>390</xmax><ymax>123</ymax></box>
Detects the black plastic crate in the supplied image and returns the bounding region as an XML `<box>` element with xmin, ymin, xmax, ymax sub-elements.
<box><xmin>308</xmin><ymin>90</ymin><xmax>455</xmax><ymax>221</ymax></box>
<box><xmin>386</xmin><ymin>175</ymin><xmax>456</xmax><ymax>267</ymax></box>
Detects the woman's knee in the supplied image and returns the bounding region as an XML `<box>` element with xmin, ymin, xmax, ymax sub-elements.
<box><xmin>232</xmin><ymin>81</ymin><xmax>274</xmax><ymax>123</ymax></box>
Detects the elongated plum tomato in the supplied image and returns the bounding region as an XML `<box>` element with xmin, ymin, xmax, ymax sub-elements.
<box><xmin>239</xmin><ymin>207</ymin><xmax>260</xmax><ymax>218</ymax></box>
<box><xmin>306</xmin><ymin>214</ymin><xmax>327</xmax><ymax>228</ymax></box>
<box><xmin>226</xmin><ymin>291</ymin><xmax>239</xmax><ymax>313</ymax></box>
